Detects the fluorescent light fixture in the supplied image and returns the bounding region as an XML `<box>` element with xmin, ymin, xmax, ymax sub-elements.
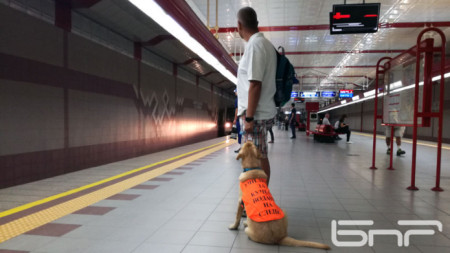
<box><xmin>389</xmin><ymin>80</ymin><xmax>403</xmax><ymax>90</ymax></box>
<box><xmin>352</xmin><ymin>95</ymin><xmax>360</xmax><ymax>101</ymax></box>
<box><xmin>129</xmin><ymin>0</ymin><xmax>237</xmax><ymax>84</ymax></box>
<box><xmin>341</xmin><ymin>100</ymin><xmax>347</xmax><ymax>104</ymax></box>
<box><xmin>364</xmin><ymin>89</ymin><xmax>375</xmax><ymax>97</ymax></box>
<box><xmin>432</xmin><ymin>75</ymin><xmax>441</xmax><ymax>82</ymax></box>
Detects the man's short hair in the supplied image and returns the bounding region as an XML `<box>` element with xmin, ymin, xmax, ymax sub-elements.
<box><xmin>291</xmin><ymin>103</ymin><xmax>295</xmax><ymax>107</ymax></box>
<box><xmin>237</xmin><ymin>7</ymin><xmax>258</xmax><ymax>31</ymax></box>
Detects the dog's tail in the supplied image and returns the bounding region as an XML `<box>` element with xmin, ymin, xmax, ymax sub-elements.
<box><xmin>279</xmin><ymin>237</ymin><xmax>330</xmax><ymax>250</ymax></box>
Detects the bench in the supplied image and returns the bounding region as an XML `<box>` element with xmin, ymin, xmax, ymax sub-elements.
<box><xmin>309</xmin><ymin>125</ymin><xmax>345</xmax><ymax>143</ymax></box>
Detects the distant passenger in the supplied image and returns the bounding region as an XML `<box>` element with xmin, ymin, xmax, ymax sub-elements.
<box><xmin>385</xmin><ymin>126</ymin><xmax>406</xmax><ymax>156</ymax></box>
<box><xmin>267</xmin><ymin>117</ymin><xmax>274</xmax><ymax>143</ymax></box>
<box><xmin>335</xmin><ymin>114</ymin><xmax>352</xmax><ymax>144</ymax></box>
<box><xmin>289</xmin><ymin>103</ymin><xmax>297</xmax><ymax>139</ymax></box>
<box><xmin>233</xmin><ymin>90</ymin><xmax>242</xmax><ymax>153</ymax></box>
<box><xmin>236</xmin><ymin>6</ymin><xmax>277</xmax><ymax>185</ymax></box>
<box><xmin>322</xmin><ymin>113</ymin><xmax>331</xmax><ymax>125</ymax></box>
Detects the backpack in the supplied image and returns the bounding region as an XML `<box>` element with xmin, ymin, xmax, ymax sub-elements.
<box><xmin>274</xmin><ymin>46</ymin><xmax>295</xmax><ymax>107</ymax></box>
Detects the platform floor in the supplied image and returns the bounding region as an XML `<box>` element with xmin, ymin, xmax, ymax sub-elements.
<box><xmin>0</xmin><ymin>129</ymin><xmax>449</xmax><ymax>253</ymax></box>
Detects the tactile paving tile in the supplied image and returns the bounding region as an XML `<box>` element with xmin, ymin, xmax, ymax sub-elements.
<box><xmin>131</xmin><ymin>185</ymin><xmax>159</xmax><ymax>190</ymax></box>
<box><xmin>72</xmin><ymin>206</ymin><xmax>115</xmax><ymax>215</ymax></box>
<box><xmin>106</xmin><ymin>194</ymin><xmax>140</xmax><ymax>201</ymax></box>
<box><xmin>165</xmin><ymin>171</ymin><xmax>184</xmax><ymax>175</ymax></box>
<box><xmin>149</xmin><ymin>177</ymin><xmax>173</xmax><ymax>182</ymax></box>
<box><xmin>177</xmin><ymin>167</ymin><xmax>194</xmax><ymax>170</ymax></box>
<box><xmin>24</xmin><ymin>223</ymin><xmax>81</xmax><ymax>237</ymax></box>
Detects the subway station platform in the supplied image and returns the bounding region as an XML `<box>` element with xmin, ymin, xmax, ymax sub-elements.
<box><xmin>0</xmin><ymin>130</ymin><xmax>450</xmax><ymax>253</ymax></box>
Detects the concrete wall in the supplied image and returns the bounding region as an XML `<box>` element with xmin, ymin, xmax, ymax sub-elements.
<box><xmin>0</xmin><ymin>5</ymin><xmax>233</xmax><ymax>188</ymax></box>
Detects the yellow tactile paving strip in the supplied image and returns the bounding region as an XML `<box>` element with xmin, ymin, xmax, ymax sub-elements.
<box><xmin>0</xmin><ymin>140</ymin><xmax>235</xmax><ymax>243</ymax></box>
<box><xmin>354</xmin><ymin>132</ymin><xmax>450</xmax><ymax>150</ymax></box>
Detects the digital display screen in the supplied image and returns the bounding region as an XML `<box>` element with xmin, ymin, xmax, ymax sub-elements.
<box><xmin>339</xmin><ymin>89</ymin><xmax>354</xmax><ymax>98</ymax></box>
<box><xmin>330</xmin><ymin>3</ymin><xmax>380</xmax><ymax>35</ymax></box>
<box><xmin>291</xmin><ymin>91</ymin><xmax>298</xmax><ymax>98</ymax></box>
<box><xmin>321</xmin><ymin>91</ymin><xmax>337</xmax><ymax>97</ymax></box>
<box><xmin>299</xmin><ymin>91</ymin><xmax>320</xmax><ymax>98</ymax></box>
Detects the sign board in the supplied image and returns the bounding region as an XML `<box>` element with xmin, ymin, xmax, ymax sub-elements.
<box><xmin>291</xmin><ymin>91</ymin><xmax>298</xmax><ymax>98</ymax></box>
<box><xmin>299</xmin><ymin>91</ymin><xmax>320</xmax><ymax>98</ymax></box>
<box><xmin>321</xmin><ymin>91</ymin><xmax>337</xmax><ymax>98</ymax></box>
<box><xmin>330</xmin><ymin>3</ymin><xmax>380</xmax><ymax>35</ymax></box>
<box><xmin>339</xmin><ymin>90</ymin><xmax>354</xmax><ymax>98</ymax></box>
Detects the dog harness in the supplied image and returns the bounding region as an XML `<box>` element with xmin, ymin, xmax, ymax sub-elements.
<box><xmin>240</xmin><ymin>177</ymin><xmax>284</xmax><ymax>222</ymax></box>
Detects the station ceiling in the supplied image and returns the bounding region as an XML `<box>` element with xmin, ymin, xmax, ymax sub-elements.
<box><xmin>186</xmin><ymin>0</ymin><xmax>450</xmax><ymax>92</ymax></box>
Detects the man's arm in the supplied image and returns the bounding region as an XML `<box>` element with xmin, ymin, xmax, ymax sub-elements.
<box><xmin>244</xmin><ymin>80</ymin><xmax>262</xmax><ymax>132</ymax></box>
<box><xmin>246</xmin><ymin>80</ymin><xmax>262</xmax><ymax>118</ymax></box>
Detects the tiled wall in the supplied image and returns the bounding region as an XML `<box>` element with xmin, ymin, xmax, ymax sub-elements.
<box><xmin>0</xmin><ymin>5</ymin><xmax>233</xmax><ymax>188</ymax></box>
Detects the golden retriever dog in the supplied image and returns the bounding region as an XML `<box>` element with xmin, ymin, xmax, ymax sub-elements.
<box><xmin>229</xmin><ymin>142</ymin><xmax>330</xmax><ymax>250</ymax></box>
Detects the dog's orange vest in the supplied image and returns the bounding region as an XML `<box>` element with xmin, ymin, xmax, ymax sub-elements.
<box><xmin>240</xmin><ymin>178</ymin><xmax>284</xmax><ymax>222</ymax></box>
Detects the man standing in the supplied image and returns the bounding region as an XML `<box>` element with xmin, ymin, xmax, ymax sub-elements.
<box><xmin>386</xmin><ymin>126</ymin><xmax>406</xmax><ymax>156</ymax></box>
<box><xmin>236</xmin><ymin>7</ymin><xmax>277</xmax><ymax>185</ymax></box>
<box><xmin>289</xmin><ymin>103</ymin><xmax>297</xmax><ymax>139</ymax></box>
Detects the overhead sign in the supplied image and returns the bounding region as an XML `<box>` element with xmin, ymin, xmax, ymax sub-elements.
<box><xmin>339</xmin><ymin>89</ymin><xmax>354</xmax><ymax>98</ymax></box>
<box><xmin>299</xmin><ymin>91</ymin><xmax>320</xmax><ymax>98</ymax></box>
<box><xmin>321</xmin><ymin>91</ymin><xmax>337</xmax><ymax>98</ymax></box>
<box><xmin>330</xmin><ymin>3</ymin><xmax>381</xmax><ymax>35</ymax></box>
<box><xmin>294</xmin><ymin>97</ymin><xmax>305</xmax><ymax>103</ymax></box>
<box><xmin>291</xmin><ymin>91</ymin><xmax>298</xmax><ymax>98</ymax></box>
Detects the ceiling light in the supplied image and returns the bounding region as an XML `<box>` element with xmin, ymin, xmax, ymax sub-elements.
<box><xmin>130</xmin><ymin>0</ymin><xmax>237</xmax><ymax>84</ymax></box>
<box><xmin>364</xmin><ymin>89</ymin><xmax>375</xmax><ymax>97</ymax></box>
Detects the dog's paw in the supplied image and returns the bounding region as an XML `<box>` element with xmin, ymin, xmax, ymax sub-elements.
<box><xmin>228</xmin><ymin>224</ymin><xmax>239</xmax><ymax>230</ymax></box>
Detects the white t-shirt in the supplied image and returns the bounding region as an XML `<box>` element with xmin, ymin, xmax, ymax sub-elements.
<box><xmin>237</xmin><ymin>32</ymin><xmax>277</xmax><ymax>120</ymax></box>
<box><xmin>323</xmin><ymin>117</ymin><xmax>330</xmax><ymax>125</ymax></box>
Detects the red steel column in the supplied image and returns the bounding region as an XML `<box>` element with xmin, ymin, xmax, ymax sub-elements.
<box><xmin>370</xmin><ymin>57</ymin><xmax>391</xmax><ymax>170</ymax></box>
<box><xmin>387</xmin><ymin>126</ymin><xmax>395</xmax><ymax>170</ymax></box>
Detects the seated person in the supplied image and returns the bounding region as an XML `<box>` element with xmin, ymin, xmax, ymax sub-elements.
<box><xmin>334</xmin><ymin>114</ymin><xmax>352</xmax><ymax>144</ymax></box>
<box><xmin>322</xmin><ymin>113</ymin><xmax>331</xmax><ymax>125</ymax></box>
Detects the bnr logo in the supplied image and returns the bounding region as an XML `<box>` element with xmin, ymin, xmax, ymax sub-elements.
<box><xmin>332</xmin><ymin>220</ymin><xmax>443</xmax><ymax>247</ymax></box>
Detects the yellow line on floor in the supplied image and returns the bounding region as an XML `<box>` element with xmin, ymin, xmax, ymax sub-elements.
<box><xmin>0</xmin><ymin>140</ymin><xmax>232</xmax><ymax>220</ymax></box>
<box><xmin>0</xmin><ymin>140</ymin><xmax>235</xmax><ymax>243</ymax></box>
<box><xmin>353</xmin><ymin>132</ymin><xmax>450</xmax><ymax>150</ymax></box>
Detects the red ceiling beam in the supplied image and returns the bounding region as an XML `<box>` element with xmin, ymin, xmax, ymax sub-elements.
<box><xmin>142</xmin><ymin>35</ymin><xmax>176</xmax><ymax>46</ymax></box>
<box><xmin>56</xmin><ymin>0</ymin><xmax>101</xmax><ymax>9</ymax></box>
<box><xmin>203</xmin><ymin>71</ymin><xmax>218</xmax><ymax>77</ymax></box>
<box><xmin>301</xmin><ymin>75</ymin><xmax>373</xmax><ymax>79</ymax></box>
<box><xmin>182</xmin><ymin>58</ymin><xmax>202</xmax><ymax>65</ymax></box>
<box><xmin>231</xmin><ymin>49</ymin><xmax>405</xmax><ymax>56</ymax></box>
<box><xmin>214</xmin><ymin>22</ymin><xmax>450</xmax><ymax>33</ymax></box>
<box><xmin>295</xmin><ymin>66</ymin><xmax>376</xmax><ymax>69</ymax></box>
